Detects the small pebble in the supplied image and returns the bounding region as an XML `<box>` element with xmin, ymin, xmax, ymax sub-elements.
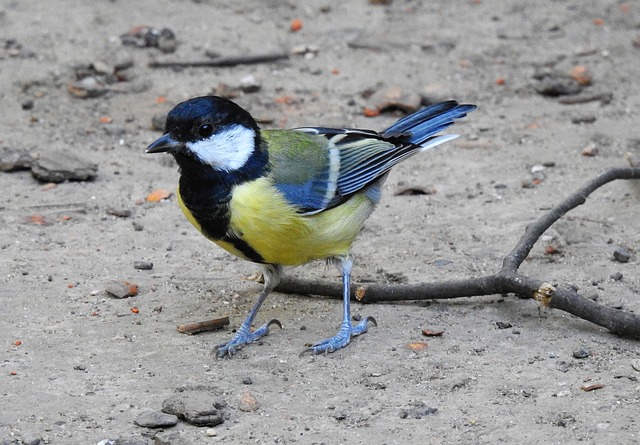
<box><xmin>205</xmin><ymin>428</ymin><xmax>217</xmax><ymax>437</ymax></box>
<box><xmin>106</xmin><ymin>207</ymin><xmax>132</xmax><ymax>218</ymax></box>
<box><xmin>613</xmin><ymin>247</ymin><xmax>632</xmax><ymax>263</ymax></box>
<box><xmin>571</xmin><ymin>115</ymin><xmax>596</xmax><ymax>124</ymax></box>
<box><xmin>22</xmin><ymin>99</ymin><xmax>35</xmax><ymax>110</ymax></box>
<box><xmin>610</xmin><ymin>272</ymin><xmax>623</xmax><ymax>281</ymax></box>
<box><xmin>495</xmin><ymin>321</ymin><xmax>512</xmax><ymax>329</ymax></box>
<box><xmin>133</xmin><ymin>261</ymin><xmax>153</xmax><ymax>270</ymax></box>
<box><xmin>530</xmin><ymin>164</ymin><xmax>546</xmax><ymax>173</ymax></box>
<box><xmin>573</xmin><ymin>348</ymin><xmax>591</xmax><ymax>359</ymax></box>
<box><xmin>21</xmin><ymin>432</ymin><xmax>41</xmax><ymax>445</ymax></box>
<box><xmin>105</xmin><ymin>280</ymin><xmax>138</xmax><ymax>299</ymax></box>
<box><xmin>400</xmin><ymin>402</ymin><xmax>438</xmax><ymax>419</ymax></box>
<box><xmin>242</xmin><ymin>377</ymin><xmax>253</xmax><ymax>385</ymax></box>
<box><xmin>534</xmin><ymin>76</ymin><xmax>582</xmax><ymax>96</ymax></box>
<box><xmin>368</xmin><ymin>85</ymin><xmax>421</xmax><ymax>114</ymax></box>
<box><xmin>239</xmin><ymin>75</ymin><xmax>261</xmax><ymax>93</ymax></box>
<box><xmin>238</xmin><ymin>391</ymin><xmax>260</xmax><ymax>412</ymax></box>
<box><xmin>581</xmin><ymin>142</ymin><xmax>598</xmax><ymax>157</ymax></box>
<box><xmin>158</xmin><ymin>32</ymin><xmax>178</xmax><ymax>53</ymax></box>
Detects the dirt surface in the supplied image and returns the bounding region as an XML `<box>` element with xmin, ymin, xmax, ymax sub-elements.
<box><xmin>2</xmin><ymin>1</ymin><xmax>640</xmax><ymax>444</ymax></box>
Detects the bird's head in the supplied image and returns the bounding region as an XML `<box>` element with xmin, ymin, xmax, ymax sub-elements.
<box><xmin>146</xmin><ymin>96</ymin><xmax>264</xmax><ymax>173</ymax></box>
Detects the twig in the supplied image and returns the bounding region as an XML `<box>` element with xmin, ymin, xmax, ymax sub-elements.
<box><xmin>149</xmin><ymin>52</ymin><xmax>289</xmax><ymax>69</ymax></box>
<box><xmin>274</xmin><ymin>167</ymin><xmax>640</xmax><ymax>339</ymax></box>
<box><xmin>177</xmin><ymin>316</ymin><xmax>229</xmax><ymax>335</ymax></box>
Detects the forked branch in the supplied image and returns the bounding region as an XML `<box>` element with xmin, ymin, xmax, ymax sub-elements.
<box><xmin>275</xmin><ymin>167</ymin><xmax>640</xmax><ymax>339</ymax></box>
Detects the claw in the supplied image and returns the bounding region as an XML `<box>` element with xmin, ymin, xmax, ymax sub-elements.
<box><xmin>362</xmin><ymin>316</ymin><xmax>377</xmax><ymax>328</ymax></box>
<box><xmin>214</xmin><ymin>318</ymin><xmax>282</xmax><ymax>358</ymax></box>
<box><xmin>266</xmin><ymin>319</ymin><xmax>283</xmax><ymax>330</ymax></box>
<box><xmin>298</xmin><ymin>347</ymin><xmax>314</xmax><ymax>358</ymax></box>
<box><xmin>299</xmin><ymin>315</ymin><xmax>377</xmax><ymax>357</ymax></box>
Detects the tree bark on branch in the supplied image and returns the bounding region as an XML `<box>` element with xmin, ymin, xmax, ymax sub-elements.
<box><xmin>275</xmin><ymin>167</ymin><xmax>640</xmax><ymax>339</ymax></box>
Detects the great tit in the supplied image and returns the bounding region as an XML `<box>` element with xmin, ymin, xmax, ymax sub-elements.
<box><xmin>147</xmin><ymin>95</ymin><xmax>475</xmax><ymax>357</ymax></box>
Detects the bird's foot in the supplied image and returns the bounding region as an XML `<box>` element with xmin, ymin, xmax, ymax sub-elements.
<box><xmin>214</xmin><ymin>319</ymin><xmax>282</xmax><ymax>358</ymax></box>
<box><xmin>300</xmin><ymin>316</ymin><xmax>376</xmax><ymax>356</ymax></box>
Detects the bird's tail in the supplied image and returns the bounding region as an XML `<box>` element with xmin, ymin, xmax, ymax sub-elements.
<box><xmin>382</xmin><ymin>101</ymin><xmax>476</xmax><ymax>150</ymax></box>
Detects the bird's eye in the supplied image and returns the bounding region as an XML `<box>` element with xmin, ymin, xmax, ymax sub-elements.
<box><xmin>197</xmin><ymin>123</ymin><xmax>214</xmax><ymax>139</ymax></box>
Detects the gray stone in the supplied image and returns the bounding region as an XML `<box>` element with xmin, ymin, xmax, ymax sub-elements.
<box><xmin>162</xmin><ymin>388</ymin><xmax>227</xmax><ymax>427</ymax></box>
<box><xmin>133</xmin><ymin>411</ymin><xmax>178</xmax><ymax>428</ymax></box>
<box><xmin>399</xmin><ymin>401</ymin><xmax>438</xmax><ymax>419</ymax></box>
<box><xmin>0</xmin><ymin>147</ymin><xmax>33</xmax><ymax>171</ymax></box>
<box><xmin>610</xmin><ymin>271</ymin><xmax>623</xmax><ymax>281</ymax></box>
<box><xmin>613</xmin><ymin>247</ymin><xmax>632</xmax><ymax>263</ymax></box>
<box><xmin>573</xmin><ymin>348</ymin><xmax>591</xmax><ymax>359</ymax></box>
<box><xmin>534</xmin><ymin>76</ymin><xmax>582</xmax><ymax>97</ymax></box>
<box><xmin>20</xmin><ymin>432</ymin><xmax>41</xmax><ymax>445</ymax></box>
<box><xmin>133</xmin><ymin>261</ymin><xmax>153</xmax><ymax>270</ymax></box>
<box><xmin>105</xmin><ymin>280</ymin><xmax>137</xmax><ymax>299</ymax></box>
<box><xmin>239</xmin><ymin>75</ymin><xmax>261</xmax><ymax>93</ymax></box>
<box><xmin>31</xmin><ymin>151</ymin><xmax>98</xmax><ymax>183</ymax></box>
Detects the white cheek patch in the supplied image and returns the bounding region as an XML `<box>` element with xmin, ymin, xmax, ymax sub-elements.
<box><xmin>186</xmin><ymin>124</ymin><xmax>256</xmax><ymax>171</ymax></box>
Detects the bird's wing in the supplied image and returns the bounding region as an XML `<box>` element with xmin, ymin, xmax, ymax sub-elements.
<box><xmin>264</xmin><ymin>101</ymin><xmax>475</xmax><ymax>214</ymax></box>
<box><xmin>263</xmin><ymin>127</ymin><xmax>407</xmax><ymax>214</ymax></box>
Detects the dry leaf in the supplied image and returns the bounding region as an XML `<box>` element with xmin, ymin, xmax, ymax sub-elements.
<box><xmin>146</xmin><ymin>188</ymin><xmax>172</xmax><ymax>202</ymax></box>
<box><xmin>363</xmin><ymin>107</ymin><xmax>380</xmax><ymax>117</ymax></box>
<box><xmin>355</xmin><ymin>286</ymin><xmax>366</xmax><ymax>301</ymax></box>
<box><xmin>407</xmin><ymin>341</ymin><xmax>428</xmax><ymax>351</ymax></box>
<box><xmin>25</xmin><ymin>215</ymin><xmax>51</xmax><ymax>226</ymax></box>
<box><xmin>421</xmin><ymin>329</ymin><xmax>444</xmax><ymax>337</ymax></box>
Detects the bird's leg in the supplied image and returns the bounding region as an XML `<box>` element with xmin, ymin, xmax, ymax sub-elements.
<box><xmin>301</xmin><ymin>258</ymin><xmax>376</xmax><ymax>356</ymax></box>
<box><xmin>214</xmin><ymin>264</ymin><xmax>283</xmax><ymax>358</ymax></box>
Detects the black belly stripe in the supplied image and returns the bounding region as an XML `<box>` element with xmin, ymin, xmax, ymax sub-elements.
<box><xmin>221</xmin><ymin>234</ymin><xmax>266</xmax><ymax>264</ymax></box>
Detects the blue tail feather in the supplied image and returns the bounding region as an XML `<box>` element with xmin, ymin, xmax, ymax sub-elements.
<box><xmin>382</xmin><ymin>102</ymin><xmax>476</xmax><ymax>146</ymax></box>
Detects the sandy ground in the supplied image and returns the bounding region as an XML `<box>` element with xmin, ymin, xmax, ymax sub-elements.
<box><xmin>1</xmin><ymin>1</ymin><xmax>640</xmax><ymax>444</ymax></box>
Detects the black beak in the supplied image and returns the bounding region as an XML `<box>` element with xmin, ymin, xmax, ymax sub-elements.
<box><xmin>146</xmin><ymin>133</ymin><xmax>184</xmax><ymax>154</ymax></box>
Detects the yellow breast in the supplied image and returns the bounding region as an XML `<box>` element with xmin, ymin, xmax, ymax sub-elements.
<box><xmin>228</xmin><ymin>178</ymin><xmax>374</xmax><ymax>265</ymax></box>
<box><xmin>177</xmin><ymin>179</ymin><xmax>376</xmax><ymax>265</ymax></box>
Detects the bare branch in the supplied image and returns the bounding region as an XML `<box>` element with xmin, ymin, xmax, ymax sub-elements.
<box><xmin>177</xmin><ymin>317</ymin><xmax>230</xmax><ymax>335</ymax></box>
<box><xmin>149</xmin><ymin>53</ymin><xmax>289</xmax><ymax>69</ymax></box>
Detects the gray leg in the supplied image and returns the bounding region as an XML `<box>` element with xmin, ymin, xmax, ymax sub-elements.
<box><xmin>214</xmin><ymin>264</ymin><xmax>283</xmax><ymax>358</ymax></box>
<box><xmin>301</xmin><ymin>257</ymin><xmax>376</xmax><ymax>355</ymax></box>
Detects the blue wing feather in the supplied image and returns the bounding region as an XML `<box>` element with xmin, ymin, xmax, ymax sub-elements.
<box><xmin>281</xmin><ymin>101</ymin><xmax>475</xmax><ymax>214</ymax></box>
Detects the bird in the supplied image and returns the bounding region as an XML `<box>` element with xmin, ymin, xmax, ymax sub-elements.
<box><xmin>146</xmin><ymin>95</ymin><xmax>475</xmax><ymax>357</ymax></box>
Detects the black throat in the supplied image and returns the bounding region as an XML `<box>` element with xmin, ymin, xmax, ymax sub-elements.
<box><xmin>173</xmin><ymin>139</ymin><xmax>269</xmax><ymax>263</ymax></box>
